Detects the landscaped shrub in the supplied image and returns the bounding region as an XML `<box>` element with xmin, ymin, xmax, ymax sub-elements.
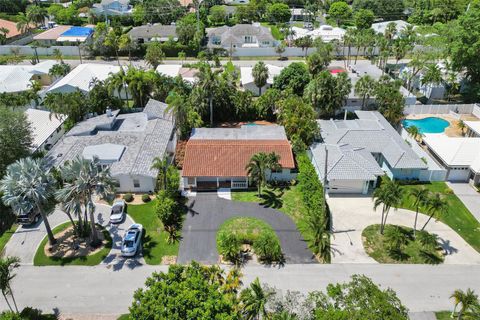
<box><xmin>123</xmin><ymin>193</ymin><xmax>134</xmax><ymax>203</ymax></box>
<box><xmin>217</xmin><ymin>231</ymin><xmax>241</xmax><ymax>263</ymax></box>
<box><xmin>142</xmin><ymin>194</ymin><xmax>151</xmax><ymax>203</ymax></box>
<box><xmin>444</xmin><ymin>187</ymin><xmax>454</xmax><ymax>194</ymax></box>
<box><xmin>253</xmin><ymin>232</ymin><xmax>283</xmax><ymax>263</ymax></box>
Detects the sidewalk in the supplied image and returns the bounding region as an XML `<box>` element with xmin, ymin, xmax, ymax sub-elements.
<box><xmin>447</xmin><ymin>182</ymin><xmax>480</xmax><ymax>222</ymax></box>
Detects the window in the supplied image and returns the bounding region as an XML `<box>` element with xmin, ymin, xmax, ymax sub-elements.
<box><xmin>133</xmin><ymin>179</ymin><xmax>140</xmax><ymax>188</ymax></box>
<box><xmin>212</xmin><ymin>37</ymin><xmax>221</xmax><ymax>45</ymax></box>
<box><xmin>244</xmin><ymin>35</ymin><xmax>255</xmax><ymax>43</ymax></box>
<box><xmin>187</xmin><ymin>177</ymin><xmax>195</xmax><ymax>185</ymax></box>
<box><xmin>261</xmin><ymin>41</ymin><xmax>270</xmax><ymax>46</ymax></box>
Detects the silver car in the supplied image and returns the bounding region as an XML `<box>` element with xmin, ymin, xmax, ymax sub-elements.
<box><xmin>121</xmin><ymin>224</ymin><xmax>143</xmax><ymax>257</ymax></box>
<box><xmin>110</xmin><ymin>200</ymin><xmax>126</xmax><ymax>224</ymax></box>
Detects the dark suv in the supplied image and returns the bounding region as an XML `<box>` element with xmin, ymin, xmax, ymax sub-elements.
<box><xmin>17</xmin><ymin>210</ymin><xmax>41</xmax><ymax>226</ymax></box>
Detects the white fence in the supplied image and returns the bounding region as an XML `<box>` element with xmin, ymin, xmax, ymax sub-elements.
<box><xmin>231</xmin><ymin>46</ymin><xmax>379</xmax><ymax>57</ymax></box>
<box><xmin>404</xmin><ymin>104</ymin><xmax>479</xmax><ymax>115</ymax></box>
<box><xmin>0</xmin><ymin>45</ymin><xmax>87</xmax><ymax>56</ymax></box>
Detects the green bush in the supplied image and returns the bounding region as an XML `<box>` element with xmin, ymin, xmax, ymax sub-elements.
<box><xmin>217</xmin><ymin>231</ymin><xmax>241</xmax><ymax>263</ymax></box>
<box><xmin>444</xmin><ymin>187</ymin><xmax>454</xmax><ymax>194</ymax></box>
<box><xmin>141</xmin><ymin>194</ymin><xmax>151</xmax><ymax>203</ymax></box>
<box><xmin>253</xmin><ymin>232</ymin><xmax>283</xmax><ymax>263</ymax></box>
<box><xmin>123</xmin><ymin>193</ymin><xmax>134</xmax><ymax>203</ymax></box>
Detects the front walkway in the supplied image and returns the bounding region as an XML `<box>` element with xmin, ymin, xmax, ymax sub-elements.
<box><xmin>447</xmin><ymin>182</ymin><xmax>480</xmax><ymax>223</ymax></box>
<box><xmin>177</xmin><ymin>192</ymin><xmax>315</xmax><ymax>264</ymax></box>
<box><xmin>328</xmin><ymin>195</ymin><xmax>480</xmax><ymax>264</ymax></box>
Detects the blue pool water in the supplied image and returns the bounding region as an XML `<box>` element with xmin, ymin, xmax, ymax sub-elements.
<box><xmin>402</xmin><ymin>117</ymin><xmax>450</xmax><ymax>134</ymax></box>
<box><xmin>61</xmin><ymin>26</ymin><xmax>94</xmax><ymax>37</ymax></box>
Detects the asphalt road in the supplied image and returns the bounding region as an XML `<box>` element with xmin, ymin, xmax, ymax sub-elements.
<box><xmin>2</xmin><ymin>263</ymin><xmax>479</xmax><ymax>319</ymax></box>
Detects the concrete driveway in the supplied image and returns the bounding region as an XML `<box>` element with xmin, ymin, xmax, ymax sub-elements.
<box><xmin>328</xmin><ymin>195</ymin><xmax>480</xmax><ymax>264</ymax></box>
<box><xmin>3</xmin><ymin>203</ymin><xmax>142</xmax><ymax>267</ymax></box>
<box><xmin>178</xmin><ymin>192</ymin><xmax>315</xmax><ymax>264</ymax></box>
<box><xmin>447</xmin><ymin>182</ymin><xmax>480</xmax><ymax>222</ymax></box>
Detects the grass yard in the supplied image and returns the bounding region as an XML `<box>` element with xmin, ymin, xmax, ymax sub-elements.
<box><xmin>398</xmin><ymin>181</ymin><xmax>480</xmax><ymax>253</ymax></box>
<box><xmin>231</xmin><ymin>185</ymin><xmax>307</xmax><ymax>223</ymax></box>
<box><xmin>117</xmin><ymin>315</ymin><xmax>130</xmax><ymax>320</ymax></box>
<box><xmin>0</xmin><ymin>224</ymin><xmax>17</xmax><ymax>254</ymax></box>
<box><xmin>362</xmin><ymin>224</ymin><xmax>444</xmax><ymax>264</ymax></box>
<box><xmin>34</xmin><ymin>222</ymin><xmax>112</xmax><ymax>266</ymax></box>
<box><xmin>216</xmin><ymin>217</ymin><xmax>277</xmax><ymax>251</ymax></box>
<box><xmin>128</xmin><ymin>200</ymin><xmax>179</xmax><ymax>265</ymax></box>
<box><xmin>435</xmin><ymin>311</ymin><xmax>451</xmax><ymax>320</ymax></box>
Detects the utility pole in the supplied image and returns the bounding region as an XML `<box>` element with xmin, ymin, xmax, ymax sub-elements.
<box><xmin>323</xmin><ymin>144</ymin><xmax>328</xmax><ymax>214</ymax></box>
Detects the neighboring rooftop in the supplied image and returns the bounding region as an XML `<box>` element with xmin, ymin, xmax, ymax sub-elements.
<box><xmin>319</xmin><ymin>111</ymin><xmax>427</xmax><ymax>169</ymax></box>
<box><xmin>206</xmin><ymin>24</ymin><xmax>275</xmax><ymax>46</ymax></box>
<box><xmin>465</xmin><ymin>121</ymin><xmax>480</xmax><ymax>136</ymax></box>
<box><xmin>0</xmin><ymin>61</ymin><xmax>56</xmax><ymax>93</ymax></box>
<box><xmin>372</xmin><ymin>20</ymin><xmax>411</xmax><ymax>36</ymax></box>
<box><xmin>0</xmin><ymin>18</ymin><xmax>21</xmax><ymax>38</ymax></box>
<box><xmin>128</xmin><ymin>24</ymin><xmax>177</xmax><ymax>41</ymax></box>
<box><xmin>240</xmin><ymin>64</ymin><xmax>283</xmax><ymax>86</ymax></box>
<box><xmin>25</xmin><ymin>108</ymin><xmax>67</xmax><ymax>151</ymax></box>
<box><xmin>190</xmin><ymin>124</ymin><xmax>287</xmax><ymax>140</ymax></box>
<box><xmin>33</xmin><ymin>25</ymin><xmax>72</xmax><ymax>41</ymax></box>
<box><xmin>156</xmin><ymin>65</ymin><xmax>197</xmax><ymax>83</ymax></box>
<box><xmin>292</xmin><ymin>25</ymin><xmax>346</xmax><ymax>42</ymax></box>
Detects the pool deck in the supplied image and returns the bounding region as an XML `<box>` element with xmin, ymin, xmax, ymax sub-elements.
<box><xmin>405</xmin><ymin>113</ymin><xmax>480</xmax><ymax>137</ymax></box>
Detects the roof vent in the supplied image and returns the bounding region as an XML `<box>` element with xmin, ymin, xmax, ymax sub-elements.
<box><xmin>106</xmin><ymin>108</ymin><xmax>112</xmax><ymax>117</ymax></box>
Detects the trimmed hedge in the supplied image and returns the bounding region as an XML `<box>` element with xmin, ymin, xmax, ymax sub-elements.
<box><xmin>296</xmin><ymin>153</ymin><xmax>325</xmax><ymax>217</ymax></box>
<box><xmin>123</xmin><ymin>193</ymin><xmax>134</xmax><ymax>203</ymax></box>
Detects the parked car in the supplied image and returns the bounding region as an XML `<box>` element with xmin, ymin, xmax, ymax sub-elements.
<box><xmin>17</xmin><ymin>209</ymin><xmax>41</xmax><ymax>226</ymax></box>
<box><xmin>110</xmin><ymin>200</ymin><xmax>126</xmax><ymax>224</ymax></box>
<box><xmin>121</xmin><ymin>224</ymin><xmax>143</xmax><ymax>257</ymax></box>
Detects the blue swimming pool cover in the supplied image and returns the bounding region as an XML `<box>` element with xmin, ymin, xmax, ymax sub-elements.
<box><xmin>61</xmin><ymin>26</ymin><xmax>94</xmax><ymax>37</ymax></box>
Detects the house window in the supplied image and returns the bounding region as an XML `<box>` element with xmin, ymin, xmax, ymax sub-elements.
<box><xmin>212</xmin><ymin>37</ymin><xmax>221</xmax><ymax>45</ymax></box>
<box><xmin>244</xmin><ymin>35</ymin><xmax>255</xmax><ymax>43</ymax></box>
<box><xmin>261</xmin><ymin>41</ymin><xmax>270</xmax><ymax>46</ymax></box>
<box><xmin>187</xmin><ymin>177</ymin><xmax>195</xmax><ymax>185</ymax></box>
<box><xmin>133</xmin><ymin>179</ymin><xmax>140</xmax><ymax>188</ymax></box>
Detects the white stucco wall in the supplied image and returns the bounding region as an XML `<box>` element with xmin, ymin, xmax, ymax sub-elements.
<box><xmin>114</xmin><ymin>174</ymin><xmax>156</xmax><ymax>193</ymax></box>
<box><xmin>328</xmin><ymin>179</ymin><xmax>368</xmax><ymax>194</ymax></box>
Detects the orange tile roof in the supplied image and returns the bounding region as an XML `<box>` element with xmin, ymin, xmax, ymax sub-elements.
<box><xmin>182</xmin><ymin>140</ymin><xmax>295</xmax><ymax>177</ymax></box>
<box><xmin>0</xmin><ymin>19</ymin><xmax>21</xmax><ymax>38</ymax></box>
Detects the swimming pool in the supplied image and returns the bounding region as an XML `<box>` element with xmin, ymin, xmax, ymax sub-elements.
<box><xmin>402</xmin><ymin>117</ymin><xmax>450</xmax><ymax>134</ymax></box>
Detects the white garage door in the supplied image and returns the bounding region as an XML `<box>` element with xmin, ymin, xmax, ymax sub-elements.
<box><xmin>447</xmin><ymin>168</ymin><xmax>470</xmax><ymax>181</ymax></box>
<box><xmin>328</xmin><ymin>179</ymin><xmax>366</xmax><ymax>194</ymax></box>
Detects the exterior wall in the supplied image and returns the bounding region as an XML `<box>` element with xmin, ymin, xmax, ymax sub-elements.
<box><xmin>167</xmin><ymin>131</ymin><xmax>177</xmax><ymax>154</ymax></box>
<box><xmin>446</xmin><ymin>167</ymin><xmax>471</xmax><ymax>181</ymax></box>
<box><xmin>403</xmin><ymin>104</ymin><xmax>477</xmax><ymax>115</ymax></box>
<box><xmin>328</xmin><ymin>179</ymin><xmax>369</xmax><ymax>194</ymax></box>
<box><xmin>267</xmin><ymin>168</ymin><xmax>296</xmax><ymax>182</ymax></box>
<box><xmin>114</xmin><ymin>174</ymin><xmax>156</xmax><ymax>193</ymax></box>
<box><xmin>382</xmin><ymin>161</ymin><xmax>421</xmax><ymax>180</ymax></box>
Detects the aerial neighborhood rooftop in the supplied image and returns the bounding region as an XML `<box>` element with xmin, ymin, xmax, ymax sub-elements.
<box><xmin>1</xmin><ymin>0</ymin><xmax>480</xmax><ymax>318</ymax></box>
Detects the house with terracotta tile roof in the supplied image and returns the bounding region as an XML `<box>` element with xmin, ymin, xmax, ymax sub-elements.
<box><xmin>0</xmin><ymin>18</ymin><xmax>23</xmax><ymax>41</ymax></box>
<box><xmin>182</xmin><ymin>125</ymin><xmax>296</xmax><ymax>190</ymax></box>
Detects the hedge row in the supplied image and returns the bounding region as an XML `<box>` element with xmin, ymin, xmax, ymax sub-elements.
<box><xmin>296</xmin><ymin>153</ymin><xmax>325</xmax><ymax>218</ymax></box>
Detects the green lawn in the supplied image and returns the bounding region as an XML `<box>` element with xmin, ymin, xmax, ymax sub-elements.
<box><xmin>398</xmin><ymin>181</ymin><xmax>480</xmax><ymax>253</ymax></box>
<box><xmin>435</xmin><ymin>311</ymin><xmax>451</xmax><ymax>319</ymax></box>
<box><xmin>117</xmin><ymin>314</ymin><xmax>130</xmax><ymax>320</ymax></box>
<box><xmin>34</xmin><ymin>222</ymin><xmax>112</xmax><ymax>266</ymax></box>
<box><xmin>362</xmin><ymin>224</ymin><xmax>444</xmax><ymax>264</ymax></box>
<box><xmin>127</xmin><ymin>201</ymin><xmax>179</xmax><ymax>265</ymax></box>
<box><xmin>216</xmin><ymin>217</ymin><xmax>277</xmax><ymax>251</ymax></box>
<box><xmin>0</xmin><ymin>224</ymin><xmax>17</xmax><ymax>255</ymax></box>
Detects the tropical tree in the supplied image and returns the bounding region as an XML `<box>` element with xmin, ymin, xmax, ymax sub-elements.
<box><xmin>275</xmin><ymin>43</ymin><xmax>286</xmax><ymax>60</ymax></box>
<box><xmin>53</xmin><ymin>48</ymin><xmax>63</xmax><ymax>63</ymax></box>
<box><xmin>240</xmin><ymin>277</ymin><xmax>274</xmax><ymax>320</ymax></box>
<box><xmin>145</xmin><ymin>41</ymin><xmax>165</xmax><ymax>69</ymax></box>
<box><xmin>301</xmin><ymin>208</ymin><xmax>331</xmax><ymax>262</ymax></box>
<box><xmin>125</xmin><ymin>67</ymin><xmax>155</xmax><ymax>108</ymax></box>
<box><xmin>48</xmin><ymin>63</ymin><xmax>71</xmax><ymax>78</ymax></box>
<box><xmin>252</xmin><ymin>61</ymin><xmax>269</xmax><ymax>96</ymax></box>
<box><xmin>0</xmin><ymin>158</ymin><xmax>57</xmax><ymax>245</ymax></box>
<box><xmin>44</xmin><ymin>91</ymin><xmax>86</xmax><ymax>125</ymax></box>
<box><xmin>151</xmin><ymin>156</ymin><xmax>169</xmax><ymax>191</ymax></box>
<box><xmin>245</xmin><ymin>152</ymin><xmax>280</xmax><ymax>196</ymax></box>
<box><xmin>406</xmin><ymin>125</ymin><xmax>421</xmax><ymax>142</ymax></box>
<box><xmin>56</xmin><ymin>156</ymin><xmax>115</xmax><ymax>246</ymax></box>
<box><xmin>421</xmin><ymin>64</ymin><xmax>443</xmax><ymax>89</ymax></box>
<box><xmin>195</xmin><ymin>64</ymin><xmax>222</xmax><ymax>126</ymax></box>
<box><xmin>328</xmin><ymin>1</ymin><xmax>352</xmax><ymax>26</ymax></box>
<box><xmin>372</xmin><ymin>179</ymin><xmax>404</xmax><ymax>235</ymax></box>
<box><xmin>409</xmin><ymin>188</ymin><xmax>430</xmax><ymax>238</ymax></box>
<box><xmin>450</xmin><ymin>289</ymin><xmax>479</xmax><ymax>320</ymax></box>
<box><xmin>0</xmin><ymin>256</ymin><xmax>20</xmax><ymax>313</ymax></box>
<box><xmin>165</xmin><ymin>91</ymin><xmax>199</xmax><ymax>138</ymax></box>
<box><xmin>118</xmin><ymin>33</ymin><xmax>134</xmax><ymax>61</ymax></box>
<box><xmin>421</xmin><ymin>192</ymin><xmax>448</xmax><ymax>231</ymax></box>
<box><xmin>457</xmin><ymin>120</ymin><xmax>466</xmax><ymax>136</ymax></box>
<box><xmin>107</xmin><ymin>68</ymin><xmax>130</xmax><ymax>108</ymax></box>
<box><xmin>16</xmin><ymin>12</ymin><xmax>30</xmax><ymax>34</ymax></box>
<box><xmin>26</xmin><ymin>5</ymin><xmax>47</xmax><ymax>27</ymax></box>
<box><xmin>354</xmin><ymin>75</ymin><xmax>376</xmax><ymax>109</ymax></box>
<box><xmin>104</xmin><ymin>29</ymin><xmax>122</xmax><ymax>65</ymax></box>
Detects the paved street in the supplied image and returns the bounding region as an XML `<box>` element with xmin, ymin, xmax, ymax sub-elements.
<box><xmin>328</xmin><ymin>195</ymin><xmax>480</xmax><ymax>264</ymax></box>
<box><xmin>447</xmin><ymin>182</ymin><xmax>480</xmax><ymax>222</ymax></box>
<box><xmin>178</xmin><ymin>192</ymin><xmax>314</xmax><ymax>264</ymax></box>
<box><xmin>1</xmin><ymin>263</ymin><xmax>479</xmax><ymax>318</ymax></box>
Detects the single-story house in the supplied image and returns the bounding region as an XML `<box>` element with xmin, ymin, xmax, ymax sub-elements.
<box><xmin>465</xmin><ymin>121</ymin><xmax>480</xmax><ymax>138</ymax></box>
<box><xmin>310</xmin><ymin>111</ymin><xmax>428</xmax><ymax>194</ymax></box>
<box><xmin>292</xmin><ymin>25</ymin><xmax>346</xmax><ymax>42</ymax></box>
<box><xmin>206</xmin><ymin>23</ymin><xmax>276</xmax><ymax>49</ymax></box>
<box><xmin>371</xmin><ymin>20</ymin><xmax>411</xmax><ymax>37</ymax></box>
<box><xmin>33</xmin><ymin>25</ymin><xmax>72</xmax><ymax>46</ymax></box>
<box><xmin>156</xmin><ymin>64</ymin><xmax>197</xmax><ymax>83</ymax></box>
<box><xmin>92</xmin><ymin>0</ymin><xmax>132</xmax><ymax>16</ymax></box>
<box><xmin>224</xmin><ymin>0</ymin><xmax>249</xmax><ymax>4</ymax></box>
<box><xmin>240</xmin><ymin>64</ymin><xmax>283</xmax><ymax>96</ymax></box>
<box><xmin>128</xmin><ymin>24</ymin><xmax>177</xmax><ymax>44</ymax></box>
<box><xmin>55</xmin><ymin>26</ymin><xmax>94</xmax><ymax>43</ymax></box>
<box><xmin>423</xmin><ymin>134</ymin><xmax>480</xmax><ymax>185</ymax></box>
<box><xmin>182</xmin><ymin>125</ymin><xmax>296</xmax><ymax>190</ymax></box>
<box><xmin>45</xmin><ymin>63</ymin><xmax>121</xmax><ymax>95</ymax></box>
<box><xmin>47</xmin><ymin>99</ymin><xmax>176</xmax><ymax>193</ymax></box>
<box><xmin>399</xmin><ymin>64</ymin><xmax>446</xmax><ymax>101</ymax></box>
<box><xmin>0</xmin><ymin>18</ymin><xmax>25</xmax><ymax>42</ymax></box>
<box><xmin>291</xmin><ymin>8</ymin><xmax>309</xmax><ymax>21</ymax></box>
<box><xmin>0</xmin><ymin>60</ymin><xmax>56</xmax><ymax>93</ymax></box>
<box><xmin>25</xmin><ymin>108</ymin><xmax>67</xmax><ymax>153</ymax></box>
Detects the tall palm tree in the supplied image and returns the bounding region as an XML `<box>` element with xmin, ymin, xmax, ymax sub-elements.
<box><xmin>0</xmin><ymin>256</ymin><xmax>20</xmax><ymax>313</ymax></box>
<box><xmin>151</xmin><ymin>156</ymin><xmax>169</xmax><ymax>191</ymax></box>
<box><xmin>107</xmin><ymin>68</ymin><xmax>130</xmax><ymax>108</ymax></box>
<box><xmin>246</xmin><ymin>153</ymin><xmax>269</xmax><ymax>197</ymax></box>
<box><xmin>457</xmin><ymin>120</ymin><xmax>466</xmax><ymax>137</ymax></box>
<box><xmin>354</xmin><ymin>75</ymin><xmax>376</xmax><ymax>109</ymax></box>
<box><xmin>450</xmin><ymin>289</ymin><xmax>478</xmax><ymax>320</ymax></box>
<box><xmin>409</xmin><ymin>188</ymin><xmax>430</xmax><ymax>238</ymax></box>
<box><xmin>406</xmin><ymin>125</ymin><xmax>421</xmax><ymax>142</ymax></box>
<box><xmin>165</xmin><ymin>91</ymin><xmax>187</xmax><ymax>129</ymax></box>
<box><xmin>125</xmin><ymin>67</ymin><xmax>154</xmax><ymax>108</ymax></box>
<box><xmin>53</xmin><ymin>48</ymin><xmax>63</xmax><ymax>63</ymax></box>
<box><xmin>301</xmin><ymin>209</ymin><xmax>331</xmax><ymax>262</ymax></box>
<box><xmin>16</xmin><ymin>13</ymin><xmax>30</xmax><ymax>34</ymax></box>
<box><xmin>421</xmin><ymin>64</ymin><xmax>443</xmax><ymax>89</ymax></box>
<box><xmin>240</xmin><ymin>277</ymin><xmax>273</xmax><ymax>320</ymax></box>
<box><xmin>373</xmin><ymin>180</ymin><xmax>404</xmax><ymax>235</ymax></box>
<box><xmin>252</xmin><ymin>61</ymin><xmax>269</xmax><ymax>96</ymax></box>
<box><xmin>26</xmin><ymin>5</ymin><xmax>48</xmax><ymax>28</ymax></box>
<box><xmin>0</xmin><ymin>158</ymin><xmax>57</xmax><ymax>245</ymax></box>
<box><xmin>57</xmin><ymin>156</ymin><xmax>115</xmax><ymax>246</ymax></box>
<box><xmin>196</xmin><ymin>64</ymin><xmax>221</xmax><ymax>126</ymax></box>
<box><xmin>421</xmin><ymin>192</ymin><xmax>448</xmax><ymax>231</ymax></box>
<box><xmin>0</xmin><ymin>27</ymin><xmax>8</xmax><ymax>45</ymax></box>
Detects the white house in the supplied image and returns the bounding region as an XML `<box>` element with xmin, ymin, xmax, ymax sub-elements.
<box><xmin>0</xmin><ymin>61</ymin><xmax>56</xmax><ymax>93</ymax></box>
<box><xmin>128</xmin><ymin>24</ymin><xmax>177</xmax><ymax>44</ymax></box>
<box><xmin>156</xmin><ymin>64</ymin><xmax>197</xmax><ymax>83</ymax></box>
<box><xmin>47</xmin><ymin>99</ymin><xmax>176</xmax><ymax>193</ymax></box>
<box><xmin>240</xmin><ymin>64</ymin><xmax>283</xmax><ymax>96</ymax></box>
<box><xmin>182</xmin><ymin>125</ymin><xmax>296</xmax><ymax>190</ymax></box>
<box><xmin>371</xmin><ymin>20</ymin><xmax>411</xmax><ymax>37</ymax></box>
<box><xmin>292</xmin><ymin>25</ymin><xmax>346</xmax><ymax>42</ymax></box>
<box><xmin>46</xmin><ymin>63</ymin><xmax>121</xmax><ymax>95</ymax></box>
<box><xmin>92</xmin><ymin>0</ymin><xmax>132</xmax><ymax>16</ymax></box>
<box><xmin>25</xmin><ymin>108</ymin><xmax>67</xmax><ymax>153</ymax></box>
<box><xmin>206</xmin><ymin>23</ymin><xmax>276</xmax><ymax>49</ymax></box>
<box><xmin>465</xmin><ymin>121</ymin><xmax>480</xmax><ymax>138</ymax></box>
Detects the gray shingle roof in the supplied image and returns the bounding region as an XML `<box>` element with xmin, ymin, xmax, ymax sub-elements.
<box><xmin>206</xmin><ymin>24</ymin><xmax>275</xmax><ymax>45</ymax></box>
<box><xmin>143</xmin><ymin>98</ymin><xmax>172</xmax><ymax>121</ymax></box>
<box><xmin>128</xmin><ymin>24</ymin><xmax>177</xmax><ymax>40</ymax></box>
<box><xmin>318</xmin><ymin>111</ymin><xmax>426</xmax><ymax>170</ymax></box>
<box><xmin>47</xmin><ymin>99</ymin><xmax>174</xmax><ymax>178</ymax></box>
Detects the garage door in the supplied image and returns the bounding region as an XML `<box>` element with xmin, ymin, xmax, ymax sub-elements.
<box><xmin>447</xmin><ymin>168</ymin><xmax>470</xmax><ymax>181</ymax></box>
<box><xmin>328</xmin><ymin>180</ymin><xmax>365</xmax><ymax>194</ymax></box>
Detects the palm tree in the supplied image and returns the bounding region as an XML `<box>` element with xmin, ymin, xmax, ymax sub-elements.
<box><xmin>458</xmin><ymin>120</ymin><xmax>466</xmax><ymax>137</ymax></box>
<box><xmin>26</xmin><ymin>5</ymin><xmax>47</xmax><ymax>28</ymax></box>
<box><xmin>53</xmin><ymin>48</ymin><xmax>63</xmax><ymax>63</ymax></box>
<box><xmin>151</xmin><ymin>156</ymin><xmax>169</xmax><ymax>191</ymax></box>
<box><xmin>196</xmin><ymin>64</ymin><xmax>221</xmax><ymax>126</ymax></box>
<box><xmin>450</xmin><ymin>289</ymin><xmax>478</xmax><ymax>320</ymax></box>
<box><xmin>125</xmin><ymin>67</ymin><xmax>154</xmax><ymax>108</ymax></box>
<box><xmin>301</xmin><ymin>209</ymin><xmax>331</xmax><ymax>262</ymax></box>
<box><xmin>0</xmin><ymin>158</ymin><xmax>57</xmax><ymax>245</ymax></box>
<box><xmin>240</xmin><ymin>277</ymin><xmax>273</xmax><ymax>320</ymax></box>
<box><xmin>16</xmin><ymin>13</ymin><xmax>30</xmax><ymax>34</ymax></box>
<box><xmin>246</xmin><ymin>153</ymin><xmax>269</xmax><ymax>197</ymax></box>
<box><xmin>107</xmin><ymin>68</ymin><xmax>130</xmax><ymax>108</ymax></box>
<box><xmin>0</xmin><ymin>256</ymin><xmax>20</xmax><ymax>313</ymax></box>
<box><xmin>0</xmin><ymin>27</ymin><xmax>8</xmax><ymax>45</ymax></box>
<box><xmin>57</xmin><ymin>156</ymin><xmax>115</xmax><ymax>246</ymax></box>
<box><xmin>407</xmin><ymin>125</ymin><xmax>421</xmax><ymax>142</ymax></box>
<box><xmin>373</xmin><ymin>180</ymin><xmax>404</xmax><ymax>235</ymax></box>
<box><xmin>421</xmin><ymin>64</ymin><xmax>443</xmax><ymax>90</ymax></box>
<box><xmin>48</xmin><ymin>63</ymin><xmax>71</xmax><ymax>78</ymax></box>
<box><xmin>252</xmin><ymin>61</ymin><xmax>269</xmax><ymax>96</ymax></box>
<box><xmin>409</xmin><ymin>187</ymin><xmax>429</xmax><ymax>238</ymax></box>
<box><xmin>421</xmin><ymin>192</ymin><xmax>448</xmax><ymax>231</ymax></box>
<box><xmin>354</xmin><ymin>75</ymin><xmax>376</xmax><ymax>109</ymax></box>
